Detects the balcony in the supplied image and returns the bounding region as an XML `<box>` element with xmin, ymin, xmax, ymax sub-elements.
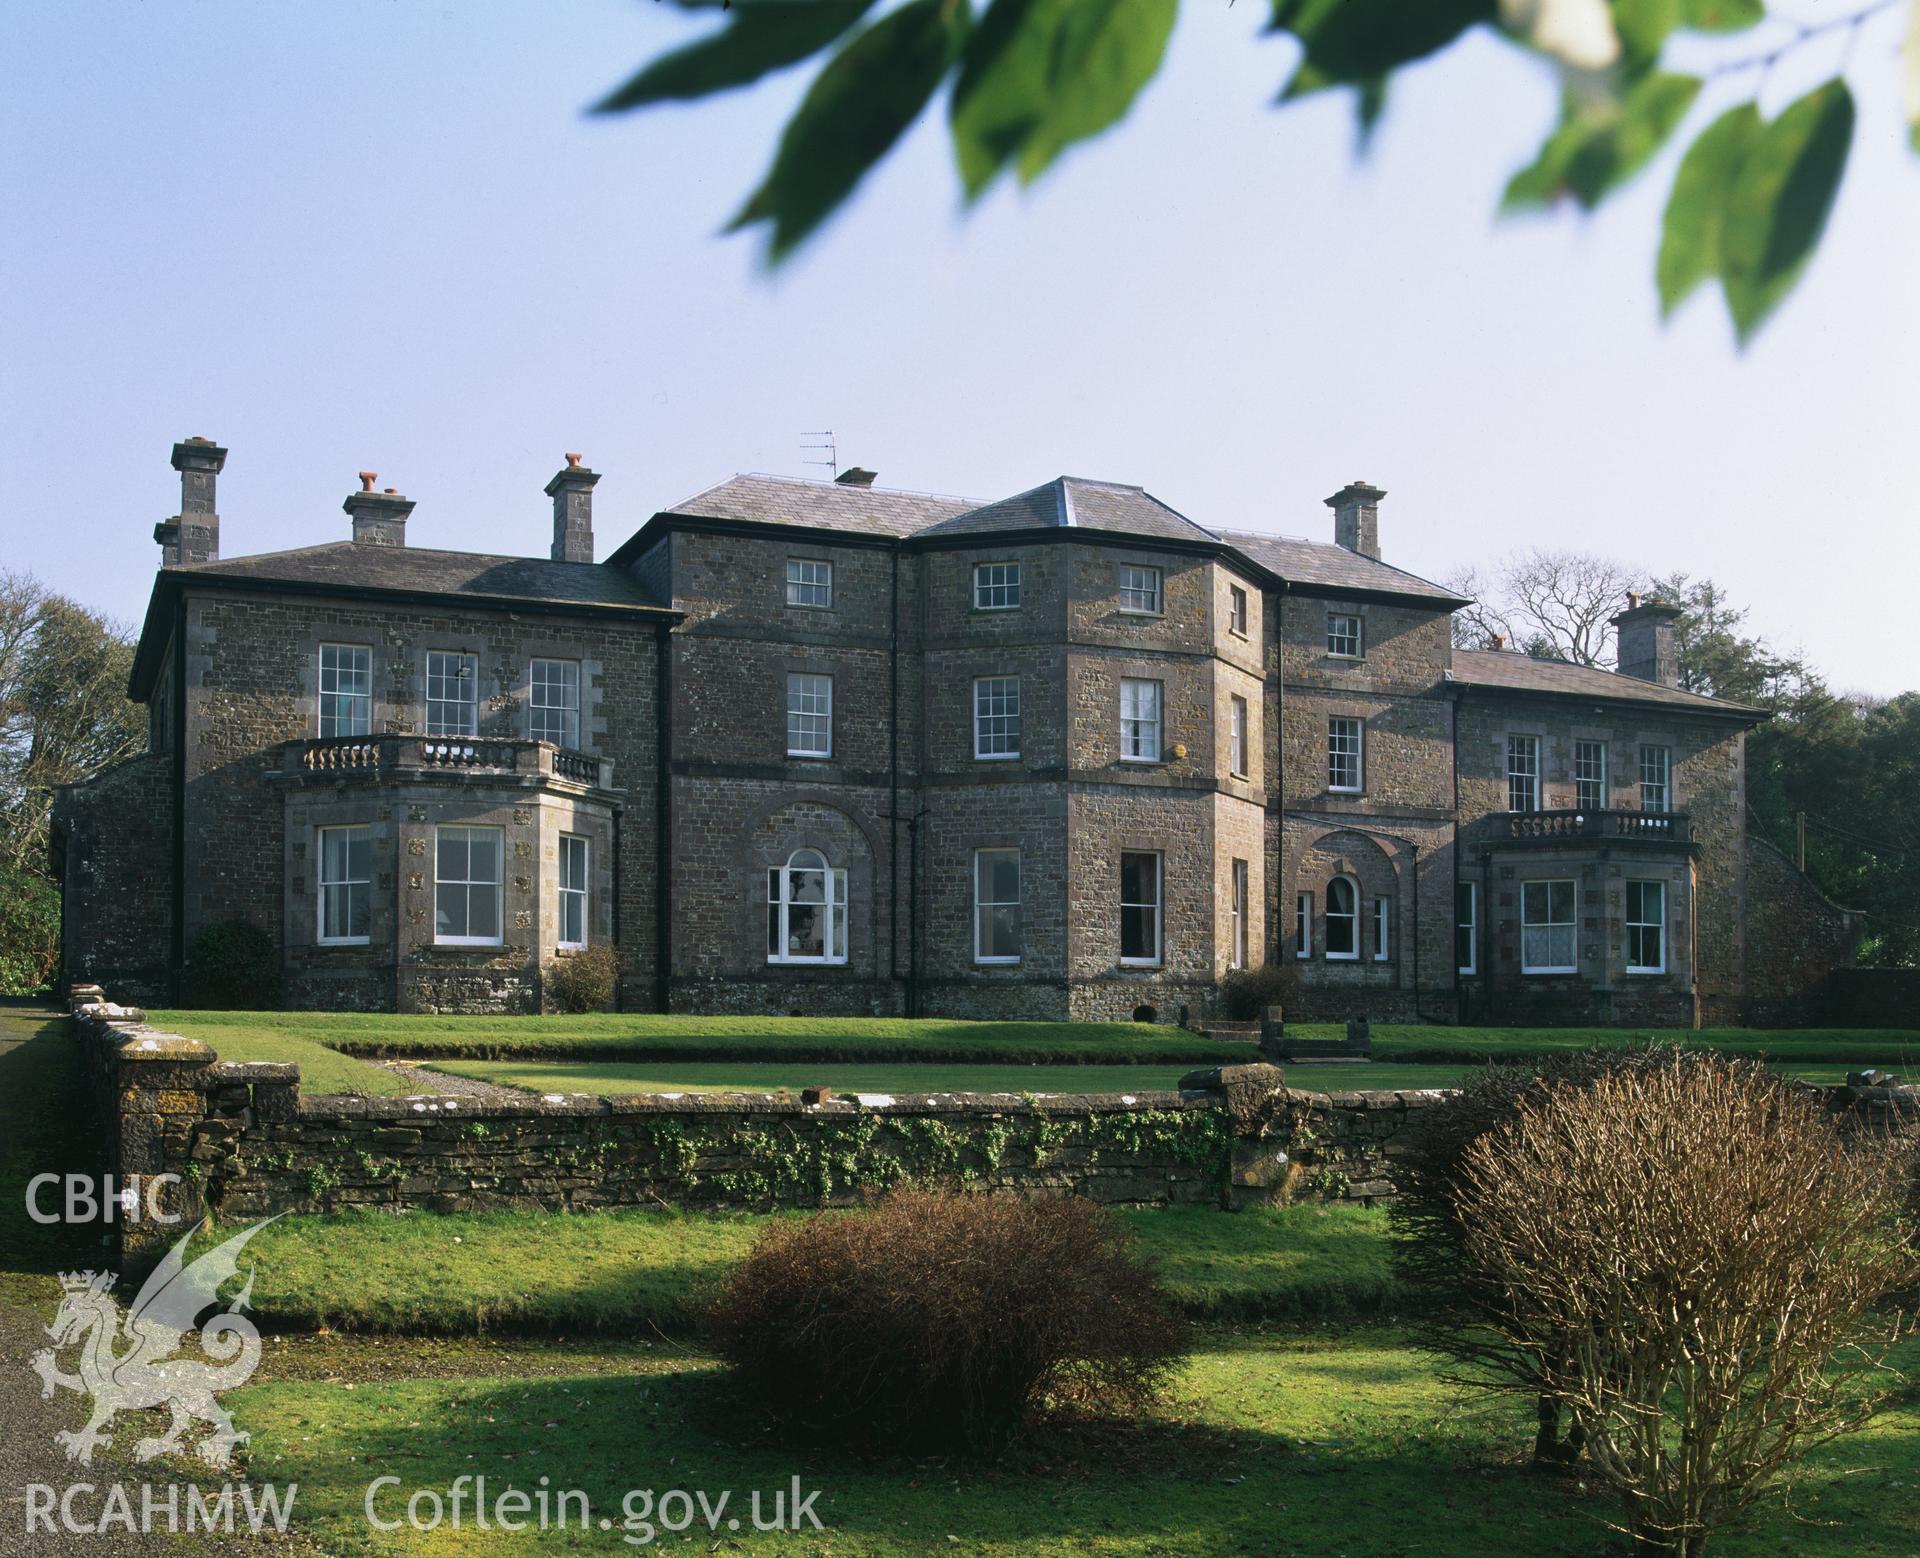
<box><xmin>279</xmin><ymin>735</ymin><xmax>614</xmax><ymax>791</ymax></box>
<box><xmin>1493</xmin><ymin>808</ymin><xmax>1691</xmax><ymax>846</ymax></box>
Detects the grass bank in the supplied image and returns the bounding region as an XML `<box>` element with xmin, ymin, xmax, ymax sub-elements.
<box><xmin>218</xmin><ymin>1202</ymin><xmax>1401</xmax><ymax>1335</ymax></box>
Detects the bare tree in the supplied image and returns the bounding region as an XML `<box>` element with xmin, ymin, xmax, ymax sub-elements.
<box><xmin>1454</xmin><ymin>1055</ymin><xmax>1917</xmax><ymax>1557</ymax></box>
<box><xmin>1445</xmin><ymin>549</ymin><xmax>1647</xmax><ymax>666</ymax></box>
<box><xmin>0</xmin><ymin>573</ymin><xmax>144</xmax><ymax>874</ymax></box>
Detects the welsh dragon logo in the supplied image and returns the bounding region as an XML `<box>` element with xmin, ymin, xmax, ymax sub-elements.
<box><xmin>30</xmin><ymin>1217</ymin><xmax>282</xmax><ymax>1468</ymax></box>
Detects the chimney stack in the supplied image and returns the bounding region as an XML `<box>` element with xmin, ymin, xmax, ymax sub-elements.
<box><xmin>154</xmin><ymin>436</ymin><xmax>227</xmax><ymax>567</ymax></box>
<box><xmin>343</xmin><ymin>471</ymin><xmax>415</xmax><ymax>546</ymax></box>
<box><xmin>545</xmin><ymin>453</ymin><xmax>599</xmax><ymax>564</ymax></box>
<box><xmin>1611</xmin><ymin>594</ymin><xmax>1683</xmax><ymax>688</ymax></box>
<box><xmin>835</xmin><ymin>467</ymin><xmax>878</xmax><ymax>488</ymax></box>
<box><xmin>1325</xmin><ymin>480</ymin><xmax>1385</xmax><ymax>561</ymax></box>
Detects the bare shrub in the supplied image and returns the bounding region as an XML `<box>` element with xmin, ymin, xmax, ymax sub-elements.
<box><xmin>543</xmin><ymin>945</ymin><xmax>619</xmax><ymax>1013</ymax></box>
<box><xmin>1453</xmin><ymin>1053</ymin><xmax>1917</xmax><ymax>1556</ymax></box>
<box><xmin>1390</xmin><ymin>1044</ymin><xmax>1698</xmax><ymax>1463</ymax></box>
<box><xmin>703</xmin><ymin>1189</ymin><xmax>1187</xmax><ymax>1454</ymax></box>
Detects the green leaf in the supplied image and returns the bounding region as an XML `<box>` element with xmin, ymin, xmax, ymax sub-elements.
<box><xmin>594</xmin><ymin>1</ymin><xmax>878</xmax><ymax>113</ymax></box>
<box><xmin>730</xmin><ymin>0</ymin><xmax>972</xmax><ymax>263</ymax></box>
<box><xmin>1656</xmin><ymin>101</ymin><xmax>1759</xmax><ymax>314</ymax></box>
<box><xmin>1503</xmin><ymin>72</ymin><xmax>1700</xmax><ymax>212</ymax></box>
<box><xmin>1610</xmin><ymin>0</ymin><xmax>1680</xmax><ymax>68</ymax></box>
<box><xmin>951</xmin><ymin>0</ymin><xmax>1178</xmax><ymax>198</ymax></box>
<box><xmin>1721</xmin><ymin>79</ymin><xmax>1855</xmax><ymax>343</ymax></box>
<box><xmin>1678</xmin><ymin>0</ymin><xmax>1765</xmax><ymax>32</ymax></box>
<box><xmin>1271</xmin><ymin>0</ymin><xmax>1495</xmax><ymax>100</ymax></box>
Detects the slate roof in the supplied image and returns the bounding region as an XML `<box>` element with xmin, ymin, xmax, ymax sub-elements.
<box><xmin>915</xmin><ymin>477</ymin><xmax>1219</xmax><ymax>544</ymax></box>
<box><xmin>1448</xmin><ymin>648</ymin><xmax>1763</xmax><ymax>717</ymax></box>
<box><xmin>1218</xmin><ymin>529</ymin><xmax>1468</xmax><ymax>605</ymax></box>
<box><xmin>665</xmin><ymin>473</ymin><xmax>978</xmax><ymax>538</ymax></box>
<box><xmin>164</xmin><ymin>542</ymin><xmax>668</xmax><ymax>611</ymax></box>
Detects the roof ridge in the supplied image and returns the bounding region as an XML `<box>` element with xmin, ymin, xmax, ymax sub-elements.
<box><xmin>732</xmin><ymin>470</ymin><xmax>984</xmax><ymax>505</ymax></box>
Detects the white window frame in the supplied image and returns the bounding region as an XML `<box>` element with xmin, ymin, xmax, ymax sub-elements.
<box><xmin>1119</xmin><ymin>850</ymin><xmax>1162</xmax><ymax>966</ymax></box>
<box><xmin>973</xmin><ymin>561</ymin><xmax>1021</xmax><ymax>611</ymax></box>
<box><xmin>1119</xmin><ymin>678</ymin><xmax>1162</xmax><ymax>763</ymax></box>
<box><xmin>558</xmin><ymin>834</ymin><xmax>589</xmax><ymax>951</ymax></box>
<box><xmin>973</xmin><ymin>675</ymin><xmax>1020</xmax><ymax>760</ymax></box>
<box><xmin>316</xmin><ymin>824</ymin><xmax>371</xmax><ymax>946</ymax></box>
<box><xmin>1328</xmin><ymin>716</ymin><xmax>1364</xmax><ymax>793</ymax></box>
<box><xmin>1507</xmin><ymin>734</ymin><xmax>1542</xmax><ymax>813</ymax></box>
<box><xmin>1326</xmin><ymin>613</ymin><xmax>1363</xmax><ymax>659</ymax></box>
<box><xmin>318</xmin><ymin>643</ymin><xmax>372</xmax><ymax>738</ymax></box>
<box><xmin>973</xmin><ymin>847</ymin><xmax>1022</xmax><ymax>964</ymax></box>
<box><xmin>425</xmin><ymin>651</ymin><xmax>479</xmax><ymax>738</ymax></box>
<box><xmin>1228</xmin><ymin>584</ymin><xmax>1249</xmax><ymax>637</ymax></box>
<box><xmin>1456</xmin><ymin>881</ymin><xmax>1478</xmax><ymax>976</ymax></box>
<box><xmin>433</xmin><ymin>825</ymin><xmax>504</xmax><ymax>948</ymax></box>
<box><xmin>1521</xmin><ymin>878</ymin><xmax>1577</xmax><ymax>974</ymax></box>
<box><xmin>1117</xmin><ymin>564</ymin><xmax>1163</xmax><ymax>615</ymax></box>
<box><xmin>1626</xmin><ymin>880</ymin><xmax>1666</xmax><ymax>974</ymax></box>
<box><xmin>767</xmin><ymin>848</ymin><xmax>847</xmax><ymax>965</ymax></box>
<box><xmin>785</xmin><ymin>558</ymin><xmax>833</xmax><ymax>609</ymax></box>
<box><xmin>786</xmin><ymin>673</ymin><xmax>833</xmax><ymax>758</ymax></box>
<box><xmin>1372</xmin><ymin>895</ymin><xmax>1391</xmax><ymax>962</ymax></box>
<box><xmin>1229</xmin><ymin>695</ymin><xmax>1249</xmax><ymax>778</ymax></box>
<box><xmin>1325</xmin><ymin>876</ymin><xmax>1360</xmax><ymax>960</ymax></box>
<box><xmin>1574</xmin><ymin>739</ymin><xmax>1607</xmax><ymax>813</ymax></box>
<box><xmin>1295</xmin><ymin>891</ymin><xmax>1312</xmax><ymax>959</ymax></box>
<box><xmin>1230</xmin><ymin>858</ymin><xmax>1249</xmax><ymax>970</ymax></box>
<box><xmin>529</xmin><ymin>658</ymin><xmax>581</xmax><ymax>749</ymax></box>
<box><xmin>1639</xmin><ymin>745</ymin><xmax>1671</xmax><ymax>813</ymax></box>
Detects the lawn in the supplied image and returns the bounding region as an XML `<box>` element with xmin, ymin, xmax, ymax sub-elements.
<box><xmin>152</xmin><ymin>1010</ymin><xmax>1249</xmax><ymax>1065</ymax></box>
<box><xmin>219</xmin><ymin>1202</ymin><xmax>1403</xmax><ymax>1334</ymax></box>
<box><xmin>224</xmin><ymin>1327</ymin><xmax>1920</xmax><ymax>1555</ymax></box>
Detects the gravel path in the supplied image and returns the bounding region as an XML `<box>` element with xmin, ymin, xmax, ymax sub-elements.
<box><xmin>0</xmin><ymin>1008</ymin><xmax>308</xmax><ymax>1554</ymax></box>
<box><xmin>371</xmin><ymin>1059</ymin><xmax>534</xmax><ymax>1107</ymax></box>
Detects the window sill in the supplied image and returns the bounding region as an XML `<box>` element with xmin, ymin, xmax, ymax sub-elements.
<box><xmin>974</xmin><ymin>753</ymin><xmax>1021</xmax><ymax>763</ymax></box>
<box><xmin>972</xmin><ymin>604</ymin><xmax>1021</xmax><ymax>614</ymax></box>
<box><xmin>1115</xmin><ymin>609</ymin><xmax>1164</xmax><ymax>618</ymax></box>
<box><xmin>1227</xmin><ymin>629</ymin><xmax>1249</xmax><ymax>642</ymax></box>
<box><xmin>556</xmin><ymin>943</ymin><xmax>588</xmax><ymax>955</ymax></box>
<box><xmin>1521</xmin><ymin>967</ymin><xmax>1578</xmax><ymax>977</ymax></box>
<box><xmin>1119</xmin><ymin>756</ymin><xmax>1162</xmax><ymax>766</ymax></box>
<box><xmin>767</xmin><ymin>958</ymin><xmax>848</xmax><ymax>968</ymax></box>
<box><xmin>1325</xmin><ymin>953</ymin><xmax>1359</xmax><ymax>962</ymax></box>
<box><xmin>786</xmin><ymin>751</ymin><xmax>833</xmax><ymax>761</ymax></box>
<box><xmin>1625</xmin><ymin>968</ymin><xmax>1667</xmax><ymax>977</ymax></box>
<box><xmin>1230</xmin><ymin>769</ymin><xmax>1250</xmax><ymax>781</ymax></box>
<box><xmin>1328</xmin><ymin>787</ymin><xmax>1364</xmax><ymax>796</ymax></box>
<box><xmin>974</xmin><ymin>957</ymin><xmax>1021</xmax><ymax>967</ymax></box>
<box><xmin>784</xmin><ymin>603</ymin><xmax>834</xmax><ymax>611</ymax></box>
<box><xmin>435</xmin><ymin>939</ymin><xmax>505</xmax><ymax>949</ymax></box>
<box><xmin>1325</xmin><ymin>653</ymin><xmax>1364</xmax><ymax>662</ymax></box>
<box><xmin>315</xmin><ymin>939</ymin><xmax>371</xmax><ymax>950</ymax></box>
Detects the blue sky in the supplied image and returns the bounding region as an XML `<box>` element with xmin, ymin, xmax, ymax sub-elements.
<box><xmin>3</xmin><ymin>1</ymin><xmax>1914</xmax><ymax>693</ymax></box>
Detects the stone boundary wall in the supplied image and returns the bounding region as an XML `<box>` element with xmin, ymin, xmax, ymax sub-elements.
<box><xmin>69</xmin><ymin>992</ymin><xmax>1918</xmax><ymax>1280</ymax></box>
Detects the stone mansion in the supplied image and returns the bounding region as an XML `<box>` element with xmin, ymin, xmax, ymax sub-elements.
<box><xmin>52</xmin><ymin>439</ymin><xmax>1858</xmax><ymax>1025</ymax></box>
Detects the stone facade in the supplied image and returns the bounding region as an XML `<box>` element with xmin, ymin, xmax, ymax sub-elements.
<box><xmin>53</xmin><ymin>453</ymin><xmax>1858</xmax><ymax>1025</ymax></box>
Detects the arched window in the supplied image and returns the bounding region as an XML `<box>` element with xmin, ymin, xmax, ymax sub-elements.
<box><xmin>767</xmin><ymin>848</ymin><xmax>848</xmax><ymax>965</ymax></box>
<box><xmin>1325</xmin><ymin>876</ymin><xmax>1359</xmax><ymax>960</ymax></box>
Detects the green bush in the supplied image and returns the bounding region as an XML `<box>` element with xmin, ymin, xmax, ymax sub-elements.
<box><xmin>0</xmin><ymin>863</ymin><xmax>60</xmax><ymax>996</ymax></box>
<box><xmin>1218</xmin><ymin>964</ymin><xmax>1288</xmax><ymax>1021</ymax></box>
<box><xmin>544</xmin><ymin>945</ymin><xmax>619</xmax><ymax>1013</ymax></box>
<box><xmin>704</xmin><ymin>1189</ymin><xmax>1187</xmax><ymax>1453</ymax></box>
<box><xmin>180</xmin><ymin>918</ymin><xmax>280</xmax><ymax>1010</ymax></box>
